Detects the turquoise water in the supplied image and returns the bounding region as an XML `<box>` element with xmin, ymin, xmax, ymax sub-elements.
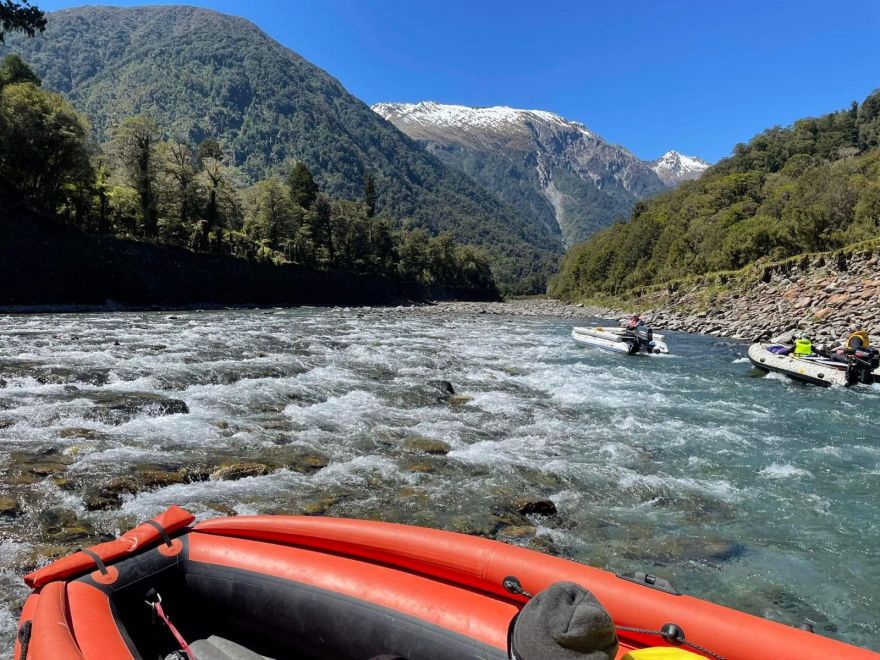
<box><xmin>0</xmin><ymin>308</ymin><xmax>878</xmax><ymax>652</ymax></box>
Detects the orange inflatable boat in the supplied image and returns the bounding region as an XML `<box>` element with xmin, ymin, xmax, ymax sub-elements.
<box><xmin>13</xmin><ymin>505</ymin><xmax>878</xmax><ymax>660</ymax></box>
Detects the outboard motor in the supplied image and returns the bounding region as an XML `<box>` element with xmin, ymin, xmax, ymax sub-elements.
<box><xmin>845</xmin><ymin>347</ymin><xmax>880</xmax><ymax>386</ymax></box>
<box><xmin>634</xmin><ymin>326</ymin><xmax>654</xmax><ymax>353</ymax></box>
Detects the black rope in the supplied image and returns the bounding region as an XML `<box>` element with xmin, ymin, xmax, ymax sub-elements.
<box><xmin>615</xmin><ymin>625</ymin><xmax>727</xmax><ymax>660</ymax></box>
<box><xmin>144</xmin><ymin>520</ymin><xmax>174</xmax><ymax>547</ymax></box>
<box><xmin>79</xmin><ymin>548</ymin><xmax>108</xmax><ymax>575</ymax></box>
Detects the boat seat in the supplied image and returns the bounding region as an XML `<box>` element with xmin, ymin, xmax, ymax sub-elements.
<box><xmin>164</xmin><ymin>635</ymin><xmax>274</xmax><ymax>660</ymax></box>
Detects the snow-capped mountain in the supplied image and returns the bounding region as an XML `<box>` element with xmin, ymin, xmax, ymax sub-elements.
<box><xmin>373</xmin><ymin>102</ymin><xmax>671</xmax><ymax>246</ymax></box>
<box><xmin>649</xmin><ymin>151</ymin><xmax>711</xmax><ymax>186</ymax></box>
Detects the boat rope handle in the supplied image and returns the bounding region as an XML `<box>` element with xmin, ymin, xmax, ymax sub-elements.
<box><xmin>144</xmin><ymin>520</ymin><xmax>175</xmax><ymax>547</ymax></box>
<box><xmin>615</xmin><ymin>623</ymin><xmax>726</xmax><ymax>660</ymax></box>
<box><xmin>146</xmin><ymin>591</ymin><xmax>198</xmax><ymax>660</ymax></box>
<box><xmin>79</xmin><ymin>548</ymin><xmax>108</xmax><ymax>575</ymax></box>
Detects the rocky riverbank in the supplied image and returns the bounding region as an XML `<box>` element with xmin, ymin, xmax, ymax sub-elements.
<box><xmin>449</xmin><ymin>244</ymin><xmax>880</xmax><ymax>346</ymax></box>
<box><xmin>412</xmin><ymin>299</ymin><xmax>621</xmax><ymax>319</ymax></box>
<box><xmin>632</xmin><ymin>245</ymin><xmax>880</xmax><ymax>344</ymax></box>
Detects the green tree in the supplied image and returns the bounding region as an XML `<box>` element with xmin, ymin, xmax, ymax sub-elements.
<box><xmin>0</xmin><ymin>53</ymin><xmax>39</xmax><ymax>87</ymax></box>
<box><xmin>110</xmin><ymin>115</ymin><xmax>160</xmax><ymax>237</ymax></box>
<box><xmin>306</xmin><ymin>194</ymin><xmax>334</xmax><ymax>265</ymax></box>
<box><xmin>196</xmin><ymin>137</ymin><xmax>223</xmax><ymax>166</ymax></box>
<box><xmin>0</xmin><ymin>0</ymin><xmax>45</xmax><ymax>42</ymax></box>
<box><xmin>397</xmin><ymin>228</ymin><xmax>431</xmax><ymax>284</ymax></box>
<box><xmin>362</xmin><ymin>171</ymin><xmax>377</xmax><ymax>218</ymax></box>
<box><xmin>0</xmin><ymin>81</ymin><xmax>91</xmax><ymax>208</ymax></box>
<box><xmin>245</xmin><ymin>176</ymin><xmax>296</xmax><ymax>251</ymax></box>
<box><xmin>194</xmin><ymin>157</ymin><xmax>241</xmax><ymax>249</ymax></box>
<box><xmin>288</xmin><ymin>161</ymin><xmax>319</xmax><ymax>210</ymax></box>
<box><xmin>160</xmin><ymin>140</ymin><xmax>198</xmax><ymax>243</ymax></box>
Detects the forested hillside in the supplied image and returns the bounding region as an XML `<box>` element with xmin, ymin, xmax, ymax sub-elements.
<box><xmin>551</xmin><ymin>89</ymin><xmax>880</xmax><ymax>299</ymax></box>
<box><xmin>0</xmin><ymin>5</ymin><xmax>562</xmax><ymax>293</ymax></box>
<box><xmin>0</xmin><ymin>54</ymin><xmax>498</xmax><ymax>299</ymax></box>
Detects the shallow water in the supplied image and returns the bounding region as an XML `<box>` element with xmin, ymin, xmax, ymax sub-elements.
<box><xmin>0</xmin><ymin>307</ymin><xmax>878</xmax><ymax>652</ymax></box>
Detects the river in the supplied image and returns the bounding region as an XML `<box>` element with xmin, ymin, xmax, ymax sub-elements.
<box><xmin>0</xmin><ymin>306</ymin><xmax>878</xmax><ymax>652</ymax></box>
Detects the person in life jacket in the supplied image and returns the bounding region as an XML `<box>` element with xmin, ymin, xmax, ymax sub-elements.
<box><xmin>626</xmin><ymin>314</ymin><xmax>643</xmax><ymax>330</ymax></box>
<box><xmin>793</xmin><ymin>332</ymin><xmax>813</xmax><ymax>356</ymax></box>
<box><xmin>830</xmin><ymin>330</ymin><xmax>871</xmax><ymax>363</ymax></box>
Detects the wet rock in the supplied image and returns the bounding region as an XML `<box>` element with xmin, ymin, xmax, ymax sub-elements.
<box><xmin>210</xmin><ymin>462</ymin><xmax>271</xmax><ymax>481</ymax></box>
<box><xmin>450</xmin><ymin>513</ymin><xmax>504</xmax><ymax>538</ymax></box>
<box><xmin>497</xmin><ymin>525</ymin><xmax>537</xmax><ymax>540</ymax></box>
<box><xmin>86</xmin><ymin>465</ymin><xmax>194</xmax><ymax>509</ymax></box>
<box><xmin>403</xmin><ymin>437</ymin><xmax>451</xmax><ymax>455</ymax></box>
<box><xmin>39</xmin><ymin>507</ymin><xmax>95</xmax><ymax>543</ymax></box>
<box><xmin>58</xmin><ymin>427</ymin><xmax>101</xmax><ymax>440</ymax></box>
<box><xmin>513</xmin><ymin>496</ymin><xmax>557</xmax><ymax>516</ymax></box>
<box><xmin>0</xmin><ymin>377</ymin><xmax>6</xmax><ymax>388</ymax></box>
<box><xmin>84</xmin><ymin>392</ymin><xmax>189</xmax><ymax>425</ymax></box>
<box><xmin>0</xmin><ymin>495</ymin><xmax>22</xmax><ymax>518</ymax></box>
<box><xmin>526</xmin><ymin>533</ymin><xmax>567</xmax><ymax>556</ymax></box>
<box><xmin>205</xmin><ymin>502</ymin><xmax>238</xmax><ymax>517</ymax></box>
<box><xmin>84</xmin><ymin>488</ymin><xmax>122</xmax><ymax>511</ymax></box>
<box><xmin>427</xmin><ymin>379</ymin><xmax>455</xmax><ymax>395</ymax></box>
<box><xmin>447</xmin><ymin>394</ymin><xmax>473</xmax><ymax>406</ymax></box>
<box><xmin>299</xmin><ymin>495</ymin><xmax>341</xmax><ymax>516</ymax></box>
<box><xmin>405</xmin><ymin>460</ymin><xmax>436</xmax><ymax>474</ymax></box>
<box><xmin>0</xmin><ymin>418</ymin><xmax>14</xmax><ymax>429</ymax></box>
<box><xmin>6</xmin><ymin>449</ymin><xmax>71</xmax><ymax>484</ymax></box>
<box><xmin>257</xmin><ymin>447</ymin><xmax>329</xmax><ymax>474</ymax></box>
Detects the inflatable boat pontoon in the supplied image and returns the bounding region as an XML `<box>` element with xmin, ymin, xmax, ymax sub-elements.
<box><xmin>748</xmin><ymin>343</ymin><xmax>880</xmax><ymax>387</ymax></box>
<box><xmin>13</xmin><ymin>506</ymin><xmax>878</xmax><ymax>660</ymax></box>
<box><xmin>572</xmin><ymin>326</ymin><xmax>669</xmax><ymax>355</ymax></box>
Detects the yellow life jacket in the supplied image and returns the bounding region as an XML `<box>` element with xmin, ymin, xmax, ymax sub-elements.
<box><xmin>622</xmin><ymin>649</ymin><xmax>704</xmax><ymax>660</ymax></box>
<box><xmin>794</xmin><ymin>338</ymin><xmax>813</xmax><ymax>356</ymax></box>
<box><xmin>847</xmin><ymin>330</ymin><xmax>870</xmax><ymax>349</ymax></box>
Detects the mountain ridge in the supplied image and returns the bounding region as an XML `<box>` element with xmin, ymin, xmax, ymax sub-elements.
<box><xmin>649</xmin><ymin>150</ymin><xmax>710</xmax><ymax>186</ymax></box>
<box><xmin>373</xmin><ymin>100</ymin><xmax>704</xmax><ymax>246</ymax></box>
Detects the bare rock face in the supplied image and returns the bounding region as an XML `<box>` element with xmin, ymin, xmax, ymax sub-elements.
<box><xmin>373</xmin><ymin>102</ymin><xmax>682</xmax><ymax>246</ymax></box>
<box><xmin>633</xmin><ymin>245</ymin><xmax>880</xmax><ymax>342</ymax></box>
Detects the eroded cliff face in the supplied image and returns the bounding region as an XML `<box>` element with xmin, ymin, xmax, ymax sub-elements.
<box><xmin>635</xmin><ymin>246</ymin><xmax>880</xmax><ymax>343</ymax></box>
<box><xmin>373</xmin><ymin>102</ymin><xmax>670</xmax><ymax>246</ymax></box>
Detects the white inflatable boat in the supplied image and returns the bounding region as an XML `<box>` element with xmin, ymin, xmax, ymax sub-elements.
<box><xmin>571</xmin><ymin>326</ymin><xmax>669</xmax><ymax>355</ymax></box>
<box><xmin>748</xmin><ymin>343</ymin><xmax>879</xmax><ymax>387</ymax></box>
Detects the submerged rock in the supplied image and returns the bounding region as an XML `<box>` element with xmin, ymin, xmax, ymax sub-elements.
<box><xmin>39</xmin><ymin>507</ymin><xmax>95</xmax><ymax>543</ymax></box>
<box><xmin>427</xmin><ymin>379</ymin><xmax>455</xmax><ymax>395</ymax></box>
<box><xmin>513</xmin><ymin>496</ymin><xmax>558</xmax><ymax>516</ymax></box>
<box><xmin>0</xmin><ymin>495</ymin><xmax>22</xmax><ymax>518</ymax></box>
<box><xmin>58</xmin><ymin>427</ymin><xmax>102</xmax><ymax>440</ymax></box>
<box><xmin>256</xmin><ymin>447</ymin><xmax>330</xmax><ymax>474</ymax></box>
<box><xmin>85</xmin><ymin>464</ymin><xmax>196</xmax><ymax>510</ymax></box>
<box><xmin>6</xmin><ymin>449</ymin><xmax>71</xmax><ymax>485</ymax></box>
<box><xmin>404</xmin><ymin>460</ymin><xmax>437</xmax><ymax>474</ymax></box>
<box><xmin>210</xmin><ymin>462</ymin><xmax>271</xmax><ymax>481</ymax></box>
<box><xmin>403</xmin><ymin>437</ymin><xmax>451</xmax><ymax>455</ymax></box>
<box><xmin>84</xmin><ymin>392</ymin><xmax>189</xmax><ymax>425</ymax></box>
<box><xmin>450</xmin><ymin>512</ymin><xmax>505</xmax><ymax>538</ymax></box>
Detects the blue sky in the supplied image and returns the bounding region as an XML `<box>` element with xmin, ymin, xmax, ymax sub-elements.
<box><xmin>38</xmin><ymin>0</ymin><xmax>880</xmax><ymax>162</ymax></box>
